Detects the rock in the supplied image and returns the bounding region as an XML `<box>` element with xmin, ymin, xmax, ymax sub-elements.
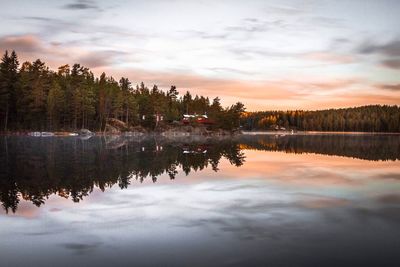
<box><xmin>78</xmin><ymin>129</ymin><xmax>94</xmax><ymax>136</ymax></box>
<box><xmin>107</xmin><ymin>118</ymin><xmax>129</xmax><ymax>131</ymax></box>
<box><xmin>105</xmin><ymin>124</ymin><xmax>120</xmax><ymax>134</ymax></box>
<box><xmin>40</xmin><ymin>132</ymin><xmax>55</xmax><ymax>137</ymax></box>
<box><xmin>28</xmin><ymin>132</ymin><xmax>41</xmax><ymax>137</ymax></box>
<box><xmin>129</xmin><ymin>125</ymin><xmax>147</xmax><ymax>133</ymax></box>
<box><xmin>123</xmin><ymin>131</ymin><xmax>144</xmax><ymax>137</ymax></box>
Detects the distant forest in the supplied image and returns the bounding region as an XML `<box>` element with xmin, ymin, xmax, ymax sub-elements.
<box><xmin>0</xmin><ymin>50</ymin><xmax>244</xmax><ymax>131</ymax></box>
<box><xmin>242</xmin><ymin>105</ymin><xmax>400</xmax><ymax>132</ymax></box>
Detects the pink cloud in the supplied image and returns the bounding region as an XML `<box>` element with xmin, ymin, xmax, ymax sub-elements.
<box><xmin>302</xmin><ymin>51</ymin><xmax>354</xmax><ymax>64</ymax></box>
<box><xmin>1</xmin><ymin>34</ymin><xmax>399</xmax><ymax>111</ymax></box>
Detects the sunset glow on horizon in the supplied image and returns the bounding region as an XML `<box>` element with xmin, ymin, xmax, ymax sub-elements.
<box><xmin>1</xmin><ymin>0</ymin><xmax>399</xmax><ymax>110</ymax></box>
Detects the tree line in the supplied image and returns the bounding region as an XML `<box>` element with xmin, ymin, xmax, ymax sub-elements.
<box><xmin>0</xmin><ymin>50</ymin><xmax>245</xmax><ymax>132</ymax></box>
<box><xmin>241</xmin><ymin>105</ymin><xmax>400</xmax><ymax>132</ymax></box>
<box><xmin>2</xmin><ymin>50</ymin><xmax>398</xmax><ymax>133</ymax></box>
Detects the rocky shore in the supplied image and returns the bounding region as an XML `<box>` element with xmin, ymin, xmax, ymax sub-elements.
<box><xmin>1</xmin><ymin>118</ymin><xmax>240</xmax><ymax>137</ymax></box>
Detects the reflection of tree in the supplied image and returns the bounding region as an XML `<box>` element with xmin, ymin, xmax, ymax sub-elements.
<box><xmin>1</xmin><ymin>134</ymin><xmax>398</xmax><ymax>213</ymax></box>
<box><xmin>239</xmin><ymin>134</ymin><xmax>400</xmax><ymax>161</ymax></box>
<box><xmin>0</xmin><ymin>136</ymin><xmax>246</xmax><ymax>212</ymax></box>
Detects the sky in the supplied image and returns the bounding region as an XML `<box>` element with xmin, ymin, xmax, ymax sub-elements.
<box><xmin>0</xmin><ymin>0</ymin><xmax>399</xmax><ymax>110</ymax></box>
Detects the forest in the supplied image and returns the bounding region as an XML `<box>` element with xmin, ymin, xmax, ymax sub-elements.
<box><xmin>241</xmin><ymin>105</ymin><xmax>400</xmax><ymax>132</ymax></box>
<box><xmin>1</xmin><ymin>50</ymin><xmax>399</xmax><ymax>133</ymax></box>
<box><xmin>0</xmin><ymin>50</ymin><xmax>244</xmax><ymax>132</ymax></box>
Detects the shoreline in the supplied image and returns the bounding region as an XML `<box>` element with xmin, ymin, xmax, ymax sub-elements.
<box><xmin>1</xmin><ymin>130</ymin><xmax>399</xmax><ymax>137</ymax></box>
<box><xmin>242</xmin><ymin>131</ymin><xmax>400</xmax><ymax>135</ymax></box>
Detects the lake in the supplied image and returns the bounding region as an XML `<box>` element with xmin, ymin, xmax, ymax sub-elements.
<box><xmin>0</xmin><ymin>134</ymin><xmax>399</xmax><ymax>267</ymax></box>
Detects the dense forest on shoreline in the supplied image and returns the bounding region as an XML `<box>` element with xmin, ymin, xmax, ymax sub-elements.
<box><xmin>1</xmin><ymin>50</ymin><xmax>399</xmax><ymax>133</ymax></box>
<box><xmin>241</xmin><ymin>105</ymin><xmax>400</xmax><ymax>132</ymax></box>
<box><xmin>0</xmin><ymin>50</ymin><xmax>244</xmax><ymax>132</ymax></box>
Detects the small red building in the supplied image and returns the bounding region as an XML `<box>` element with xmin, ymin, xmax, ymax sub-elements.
<box><xmin>182</xmin><ymin>114</ymin><xmax>214</xmax><ymax>125</ymax></box>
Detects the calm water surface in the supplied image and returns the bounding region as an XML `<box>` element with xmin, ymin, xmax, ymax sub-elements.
<box><xmin>0</xmin><ymin>134</ymin><xmax>399</xmax><ymax>267</ymax></box>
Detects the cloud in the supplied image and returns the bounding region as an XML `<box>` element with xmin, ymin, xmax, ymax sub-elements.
<box><xmin>178</xmin><ymin>30</ymin><xmax>228</xmax><ymax>40</ymax></box>
<box><xmin>206</xmin><ymin>67</ymin><xmax>257</xmax><ymax>76</ymax></box>
<box><xmin>100</xmin><ymin>67</ymin><xmax>306</xmax><ymax>103</ymax></box>
<box><xmin>306</xmin><ymin>16</ymin><xmax>345</xmax><ymax>29</ymax></box>
<box><xmin>306</xmin><ymin>79</ymin><xmax>359</xmax><ymax>90</ymax></box>
<box><xmin>0</xmin><ymin>35</ymin><xmax>42</xmax><ymax>53</ymax></box>
<box><xmin>225</xmin><ymin>18</ymin><xmax>273</xmax><ymax>34</ymax></box>
<box><xmin>0</xmin><ymin>33</ymin><xmax>398</xmax><ymax>111</ymax></box>
<box><xmin>78</xmin><ymin>50</ymin><xmax>127</xmax><ymax>68</ymax></box>
<box><xmin>358</xmin><ymin>39</ymin><xmax>400</xmax><ymax>70</ymax></box>
<box><xmin>0</xmin><ymin>34</ymin><xmax>72</xmax><ymax>68</ymax></box>
<box><xmin>359</xmin><ymin>39</ymin><xmax>400</xmax><ymax>57</ymax></box>
<box><xmin>381</xmin><ymin>59</ymin><xmax>400</xmax><ymax>69</ymax></box>
<box><xmin>0</xmin><ymin>34</ymin><xmax>126</xmax><ymax>70</ymax></box>
<box><xmin>100</xmin><ymin>67</ymin><xmax>397</xmax><ymax>110</ymax></box>
<box><xmin>302</xmin><ymin>52</ymin><xmax>354</xmax><ymax>64</ymax></box>
<box><xmin>377</xmin><ymin>84</ymin><xmax>400</xmax><ymax>91</ymax></box>
<box><xmin>22</xmin><ymin>16</ymin><xmax>139</xmax><ymax>41</ymax></box>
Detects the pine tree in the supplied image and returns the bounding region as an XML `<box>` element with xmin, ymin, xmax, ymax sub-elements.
<box><xmin>47</xmin><ymin>81</ymin><xmax>65</xmax><ymax>130</ymax></box>
<box><xmin>0</xmin><ymin>51</ymin><xmax>19</xmax><ymax>130</ymax></box>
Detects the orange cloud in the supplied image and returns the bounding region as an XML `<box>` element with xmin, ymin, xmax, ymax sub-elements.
<box><xmin>102</xmin><ymin>67</ymin><xmax>400</xmax><ymax>110</ymax></box>
<box><xmin>302</xmin><ymin>52</ymin><xmax>354</xmax><ymax>64</ymax></box>
<box><xmin>377</xmin><ymin>84</ymin><xmax>400</xmax><ymax>91</ymax></box>
<box><xmin>0</xmin><ymin>34</ymin><xmax>123</xmax><ymax>70</ymax></box>
<box><xmin>0</xmin><ymin>34</ymin><xmax>42</xmax><ymax>53</ymax></box>
<box><xmin>2</xmin><ymin>34</ymin><xmax>399</xmax><ymax>111</ymax></box>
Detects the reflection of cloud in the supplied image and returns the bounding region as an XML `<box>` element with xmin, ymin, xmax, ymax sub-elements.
<box><xmin>62</xmin><ymin>0</ymin><xmax>101</xmax><ymax>11</ymax></box>
<box><xmin>218</xmin><ymin>149</ymin><xmax>400</xmax><ymax>188</ymax></box>
<box><xmin>299</xmin><ymin>197</ymin><xmax>349</xmax><ymax>209</ymax></box>
<box><xmin>0</xmin><ymin>201</ymin><xmax>40</xmax><ymax>219</ymax></box>
<box><xmin>377</xmin><ymin>173</ymin><xmax>400</xmax><ymax>180</ymax></box>
<box><xmin>377</xmin><ymin>194</ymin><xmax>400</xmax><ymax>204</ymax></box>
<box><xmin>203</xmin><ymin>184</ymin><xmax>260</xmax><ymax>192</ymax></box>
<box><xmin>1</xmin><ymin>160</ymin><xmax>400</xmax><ymax>266</ymax></box>
<box><xmin>351</xmin><ymin>207</ymin><xmax>400</xmax><ymax>224</ymax></box>
<box><xmin>61</xmin><ymin>242</ymin><xmax>102</xmax><ymax>255</ymax></box>
<box><xmin>50</xmin><ymin>208</ymin><xmax>62</xmax><ymax>212</ymax></box>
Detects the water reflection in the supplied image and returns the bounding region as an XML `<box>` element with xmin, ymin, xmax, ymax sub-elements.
<box><xmin>1</xmin><ymin>135</ymin><xmax>399</xmax><ymax>267</ymax></box>
<box><xmin>240</xmin><ymin>134</ymin><xmax>400</xmax><ymax>161</ymax></box>
<box><xmin>0</xmin><ymin>134</ymin><xmax>399</xmax><ymax>213</ymax></box>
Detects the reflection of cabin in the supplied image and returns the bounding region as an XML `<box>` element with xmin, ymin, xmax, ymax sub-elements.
<box><xmin>182</xmin><ymin>144</ymin><xmax>208</xmax><ymax>154</ymax></box>
<box><xmin>274</xmin><ymin>125</ymin><xmax>286</xmax><ymax>131</ymax></box>
<box><xmin>182</xmin><ymin>114</ymin><xmax>213</xmax><ymax>125</ymax></box>
<box><xmin>141</xmin><ymin>114</ymin><xmax>164</xmax><ymax>122</ymax></box>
